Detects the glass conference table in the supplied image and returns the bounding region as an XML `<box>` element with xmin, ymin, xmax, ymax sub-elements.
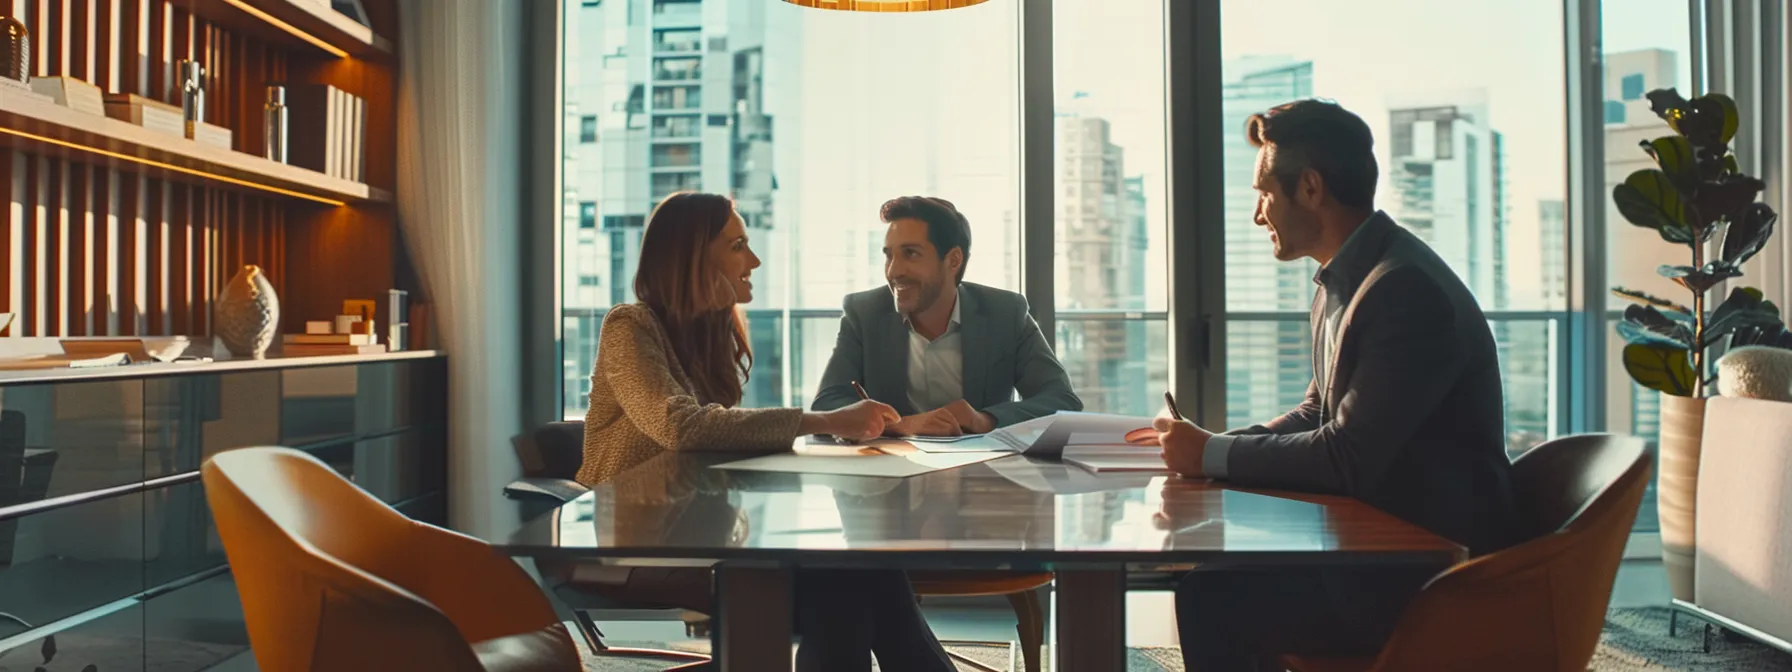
<box><xmin>499</xmin><ymin>450</ymin><xmax>1464</xmax><ymax>671</ymax></box>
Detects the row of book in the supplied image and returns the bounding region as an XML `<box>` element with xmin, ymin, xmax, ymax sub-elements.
<box><xmin>291</xmin><ymin>85</ymin><xmax>368</xmax><ymax>183</ymax></box>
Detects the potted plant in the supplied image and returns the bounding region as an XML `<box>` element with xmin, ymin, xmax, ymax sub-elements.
<box><xmin>1612</xmin><ymin>88</ymin><xmax>1785</xmax><ymax>602</ymax></box>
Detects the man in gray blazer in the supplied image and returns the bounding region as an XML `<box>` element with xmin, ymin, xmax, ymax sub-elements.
<box><xmin>812</xmin><ymin>196</ymin><xmax>1082</xmax><ymax>436</ymax></box>
<box><xmin>1155</xmin><ymin>100</ymin><xmax>1524</xmax><ymax>670</ymax></box>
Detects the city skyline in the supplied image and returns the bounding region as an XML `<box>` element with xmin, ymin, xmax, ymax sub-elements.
<box><xmin>557</xmin><ymin>0</ymin><xmax>1685</xmax><ymax>461</ymax></box>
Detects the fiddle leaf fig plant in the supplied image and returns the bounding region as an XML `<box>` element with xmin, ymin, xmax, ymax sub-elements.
<box><xmin>1612</xmin><ymin>88</ymin><xmax>1787</xmax><ymax>397</ymax></box>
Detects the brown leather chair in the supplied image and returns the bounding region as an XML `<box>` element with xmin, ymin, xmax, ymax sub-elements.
<box><xmin>205</xmin><ymin>447</ymin><xmax>582</xmax><ymax>671</ymax></box>
<box><xmin>1281</xmin><ymin>433</ymin><xmax>1651</xmax><ymax>672</ymax></box>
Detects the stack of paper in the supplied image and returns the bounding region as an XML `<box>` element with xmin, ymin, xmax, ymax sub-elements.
<box><xmin>1061</xmin><ymin>446</ymin><xmax>1171</xmax><ymax>473</ymax></box>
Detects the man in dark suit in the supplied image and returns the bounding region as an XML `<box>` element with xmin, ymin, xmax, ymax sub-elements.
<box><xmin>1155</xmin><ymin>100</ymin><xmax>1524</xmax><ymax>670</ymax></box>
<box><xmin>812</xmin><ymin>196</ymin><xmax>1082</xmax><ymax>435</ymax></box>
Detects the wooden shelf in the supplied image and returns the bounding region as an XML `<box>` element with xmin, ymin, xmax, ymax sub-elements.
<box><xmin>0</xmin><ymin>88</ymin><xmax>386</xmax><ymax>205</ymax></box>
<box><xmin>190</xmin><ymin>0</ymin><xmax>392</xmax><ymax>59</ymax></box>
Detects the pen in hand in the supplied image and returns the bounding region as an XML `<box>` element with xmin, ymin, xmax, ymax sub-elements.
<box><xmin>1163</xmin><ymin>391</ymin><xmax>1183</xmax><ymax>421</ymax></box>
<box><xmin>852</xmin><ymin>380</ymin><xmax>871</xmax><ymax>401</ymax></box>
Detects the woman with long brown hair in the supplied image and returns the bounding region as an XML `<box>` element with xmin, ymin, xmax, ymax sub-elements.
<box><xmin>579</xmin><ymin>192</ymin><xmax>956</xmax><ymax>671</ymax></box>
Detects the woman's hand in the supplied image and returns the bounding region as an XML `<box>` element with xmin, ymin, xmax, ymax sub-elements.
<box><xmin>803</xmin><ymin>400</ymin><xmax>901</xmax><ymax>441</ymax></box>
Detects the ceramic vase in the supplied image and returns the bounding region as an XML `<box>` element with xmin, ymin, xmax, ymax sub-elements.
<box><xmin>1656</xmin><ymin>391</ymin><xmax>1706</xmax><ymax>602</ymax></box>
<box><xmin>215</xmin><ymin>265</ymin><xmax>279</xmax><ymax>358</ymax></box>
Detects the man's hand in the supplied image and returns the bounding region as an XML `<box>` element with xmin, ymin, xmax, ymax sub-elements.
<box><xmin>940</xmin><ymin>399</ymin><xmax>998</xmax><ymax>435</ymax></box>
<box><xmin>1154</xmin><ymin>416</ymin><xmax>1213</xmax><ymax>478</ymax></box>
<box><xmin>885</xmin><ymin>408</ymin><xmax>963</xmax><ymax>437</ymax></box>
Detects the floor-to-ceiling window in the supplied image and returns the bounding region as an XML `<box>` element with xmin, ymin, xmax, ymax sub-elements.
<box><xmin>1601</xmin><ymin>0</ymin><xmax>1695</xmax><ymax>535</ymax></box>
<box><xmin>1051</xmin><ymin>0</ymin><xmax>1168</xmax><ymax>417</ymax></box>
<box><xmin>1216</xmin><ymin>0</ymin><xmax>1570</xmax><ymax>459</ymax></box>
<box><xmin>559</xmin><ymin>0</ymin><xmax>1020</xmax><ymax>417</ymax></box>
<box><xmin>551</xmin><ymin>2</ymin><xmax>1711</xmax><ymax>547</ymax></box>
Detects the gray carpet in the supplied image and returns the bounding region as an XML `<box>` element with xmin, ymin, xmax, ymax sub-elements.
<box><xmin>582</xmin><ymin>607</ymin><xmax>1792</xmax><ymax>671</ymax></box>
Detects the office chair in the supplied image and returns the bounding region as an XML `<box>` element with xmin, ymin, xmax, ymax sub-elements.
<box><xmin>205</xmin><ymin>447</ymin><xmax>581</xmax><ymax>671</ymax></box>
<box><xmin>1281</xmin><ymin>434</ymin><xmax>1651</xmax><ymax>672</ymax></box>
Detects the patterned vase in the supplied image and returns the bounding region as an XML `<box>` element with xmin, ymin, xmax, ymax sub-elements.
<box><xmin>214</xmin><ymin>265</ymin><xmax>279</xmax><ymax>358</ymax></box>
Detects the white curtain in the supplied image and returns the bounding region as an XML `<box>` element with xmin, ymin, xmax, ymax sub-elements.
<box><xmin>396</xmin><ymin>0</ymin><xmax>526</xmax><ymax>537</ymax></box>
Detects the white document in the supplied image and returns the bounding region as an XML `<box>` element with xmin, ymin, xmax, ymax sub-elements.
<box><xmin>1061</xmin><ymin>445</ymin><xmax>1172</xmax><ymax>473</ymax></box>
<box><xmin>904</xmin><ymin>433</ymin><xmax>989</xmax><ymax>443</ymax></box>
<box><xmin>711</xmin><ymin>449</ymin><xmax>1005</xmax><ymax>478</ymax></box>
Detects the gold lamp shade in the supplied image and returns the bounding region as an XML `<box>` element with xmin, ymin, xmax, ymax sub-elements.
<box><xmin>782</xmin><ymin>0</ymin><xmax>989</xmax><ymax>11</ymax></box>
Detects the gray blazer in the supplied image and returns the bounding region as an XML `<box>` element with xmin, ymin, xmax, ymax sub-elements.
<box><xmin>1214</xmin><ymin>212</ymin><xmax>1524</xmax><ymax>556</ymax></box>
<box><xmin>810</xmin><ymin>282</ymin><xmax>1083</xmax><ymax>427</ymax></box>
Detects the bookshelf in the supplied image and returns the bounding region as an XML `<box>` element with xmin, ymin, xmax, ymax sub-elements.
<box><xmin>0</xmin><ymin>0</ymin><xmax>408</xmax><ymax>339</ymax></box>
<box><xmin>0</xmin><ymin>88</ymin><xmax>385</xmax><ymax>204</ymax></box>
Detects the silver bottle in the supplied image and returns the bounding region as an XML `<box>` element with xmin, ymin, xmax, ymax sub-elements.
<box><xmin>264</xmin><ymin>85</ymin><xmax>288</xmax><ymax>163</ymax></box>
<box><xmin>2</xmin><ymin>15</ymin><xmax>28</xmax><ymax>85</ymax></box>
<box><xmin>179</xmin><ymin>60</ymin><xmax>205</xmax><ymax>124</ymax></box>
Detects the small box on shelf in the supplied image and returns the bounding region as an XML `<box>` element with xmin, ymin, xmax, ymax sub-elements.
<box><xmin>28</xmin><ymin>76</ymin><xmax>105</xmax><ymax>115</ymax></box>
<box><xmin>103</xmin><ymin>93</ymin><xmax>184</xmax><ymax>137</ymax></box>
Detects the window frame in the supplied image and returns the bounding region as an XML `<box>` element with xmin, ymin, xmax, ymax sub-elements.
<box><xmin>529</xmin><ymin>0</ymin><xmax>1727</xmax><ymax>472</ymax></box>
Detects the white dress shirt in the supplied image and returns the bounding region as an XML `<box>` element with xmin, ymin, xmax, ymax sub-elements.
<box><xmin>905</xmin><ymin>294</ymin><xmax>964</xmax><ymax>413</ymax></box>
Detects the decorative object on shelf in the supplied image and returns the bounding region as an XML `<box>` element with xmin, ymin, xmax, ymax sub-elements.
<box><xmin>265</xmin><ymin>85</ymin><xmax>288</xmax><ymax>163</ymax></box>
<box><xmin>780</xmin><ymin>0</ymin><xmax>988</xmax><ymax>10</ymax></box>
<box><xmin>27</xmin><ymin>75</ymin><xmax>104</xmax><ymax>114</ymax></box>
<box><xmin>1610</xmin><ymin>87</ymin><xmax>1786</xmax><ymax>602</ymax></box>
<box><xmin>103</xmin><ymin>92</ymin><xmax>185</xmax><ymax>137</ymax></box>
<box><xmin>1</xmin><ymin>14</ymin><xmax>27</xmax><ymax>86</ymax></box>
<box><xmin>1716</xmin><ymin>346</ymin><xmax>1792</xmax><ymax>401</ymax></box>
<box><xmin>178</xmin><ymin>59</ymin><xmax>205</xmax><ymax>124</ymax></box>
<box><xmin>386</xmin><ymin>289</ymin><xmax>409</xmax><ymax>352</ymax></box>
<box><xmin>215</xmin><ymin>265</ymin><xmax>280</xmax><ymax>359</ymax></box>
<box><xmin>333</xmin><ymin>314</ymin><xmax>362</xmax><ymax>334</ymax></box>
<box><xmin>305</xmin><ymin>320</ymin><xmax>333</xmax><ymax>335</ymax></box>
<box><xmin>343</xmin><ymin>299</ymin><xmax>376</xmax><ymax>337</ymax></box>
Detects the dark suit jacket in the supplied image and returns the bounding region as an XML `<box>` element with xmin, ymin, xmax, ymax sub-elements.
<box><xmin>810</xmin><ymin>282</ymin><xmax>1083</xmax><ymax>427</ymax></box>
<box><xmin>1216</xmin><ymin>212</ymin><xmax>1523</xmax><ymax>556</ymax></box>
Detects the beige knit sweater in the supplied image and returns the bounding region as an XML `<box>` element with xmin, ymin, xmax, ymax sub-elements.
<box><xmin>577</xmin><ymin>303</ymin><xmax>803</xmax><ymax>486</ymax></box>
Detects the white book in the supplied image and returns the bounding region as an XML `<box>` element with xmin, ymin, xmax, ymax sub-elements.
<box><xmin>329</xmin><ymin>87</ymin><xmax>343</xmax><ymax>178</ymax></box>
<box><xmin>350</xmin><ymin>94</ymin><xmax>364</xmax><ymax>182</ymax></box>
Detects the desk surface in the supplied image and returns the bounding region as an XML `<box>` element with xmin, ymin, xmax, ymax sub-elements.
<box><xmin>500</xmin><ymin>452</ymin><xmax>1464</xmax><ymax>569</ymax></box>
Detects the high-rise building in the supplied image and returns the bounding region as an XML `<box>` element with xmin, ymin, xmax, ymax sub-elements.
<box><xmin>563</xmin><ymin>0</ymin><xmax>785</xmax><ymax>409</ymax></box>
<box><xmin>1538</xmin><ymin>199</ymin><xmax>1567</xmax><ymax>310</ymax></box>
<box><xmin>1054</xmin><ymin>114</ymin><xmax>1150</xmax><ymax>413</ymax></box>
<box><xmin>1386</xmin><ymin>91</ymin><xmax>1509</xmax><ymax>308</ymax></box>
<box><xmin>1604</xmin><ymin>48</ymin><xmax>1679</xmax><ymax>441</ymax></box>
<box><xmin>1222</xmin><ymin>57</ymin><xmax>1316</xmax><ymax>431</ymax></box>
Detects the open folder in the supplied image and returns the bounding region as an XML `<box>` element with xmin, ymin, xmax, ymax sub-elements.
<box><xmin>990</xmin><ymin>411</ymin><xmax>1159</xmax><ymax>457</ymax></box>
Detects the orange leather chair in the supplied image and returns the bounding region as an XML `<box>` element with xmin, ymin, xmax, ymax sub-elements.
<box><xmin>205</xmin><ymin>447</ymin><xmax>581</xmax><ymax>671</ymax></box>
<box><xmin>1282</xmin><ymin>433</ymin><xmax>1651</xmax><ymax>672</ymax></box>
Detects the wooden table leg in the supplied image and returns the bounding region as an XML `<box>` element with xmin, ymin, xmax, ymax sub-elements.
<box><xmin>1053</xmin><ymin>569</ymin><xmax>1125</xmax><ymax>672</ymax></box>
<box><xmin>715</xmin><ymin>565</ymin><xmax>793</xmax><ymax>671</ymax></box>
